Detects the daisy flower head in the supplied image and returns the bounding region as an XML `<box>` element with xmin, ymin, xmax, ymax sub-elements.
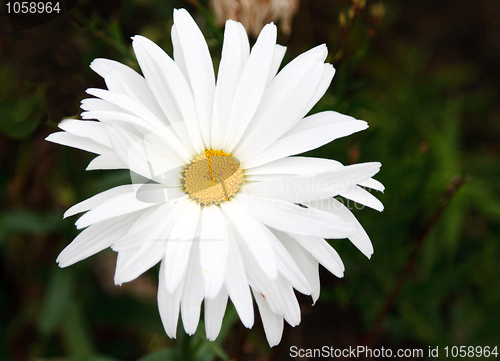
<box><xmin>46</xmin><ymin>8</ymin><xmax>383</xmax><ymax>347</ymax></box>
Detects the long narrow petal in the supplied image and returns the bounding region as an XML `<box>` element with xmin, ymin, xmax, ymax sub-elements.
<box><xmin>224</xmin><ymin>227</ymin><xmax>254</xmax><ymax>328</ymax></box>
<box><xmin>221</xmin><ymin>200</ymin><xmax>278</xmax><ymax>280</ymax></box>
<box><xmin>291</xmin><ymin>234</ymin><xmax>345</xmax><ymax>277</ymax></box>
<box><xmin>265</xmin><ymin>228</ymin><xmax>312</xmax><ymax>295</ymax></box>
<box><xmin>304</xmin><ymin>63</ymin><xmax>336</xmax><ymax>113</ymax></box>
<box><xmin>86</xmin><ymin>88</ymin><xmax>192</xmax><ymax>161</ymax></box>
<box><xmin>245</xmin><ymin>157</ymin><xmax>343</xmax><ymax>176</ymax></box>
<box><xmin>181</xmin><ymin>243</ymin><xmax>204</xmax><ymax>335</ymax></box>
<box><xmin>266</xmin><ymin>44</ymin><xmax>286</xmax><ymax>86</ymax></box>
<box><xmin>173</xmin><ymin>8</ymin><xmax>215</xmax><ymax>148</ymax></box>
<box><xmin>235</xmin><ymin>62</ymin><xmax>325</xmax><ymax>160</ymax></box>
<box><xmin>242</xmin><ymin>162</ymin><xmax>382</xmax><ymax>202</ymax></box>
<box><xmin>239</xmin><ymin>194</ymin><xmax>357</xmax><ymax>239</ymax></box>
<box><xmin>340</xmin><ymin>186</ymin><xmax>384</xmax><ymax>212</ymax></box>
<box><xmin>211</xmin><ymin>20</ymin><xmax>249</xmax><ymax>150</ymax></box>
<box><xmin>56</xmin><ymin>212</ymin><xmax>138</xmax><ymax>267</ymax></box>
<box><xmin>171</xmin><ymin>24</ymin><xmax>187</xmax><ymax>78</ymax></box>
<box><xmin>86</xmin><ymin>153</ymin><xmax>126</xmax><ymax>171</ymax></box>
<box><xmin>58</xmin><ymin>119</ymin><xmax>111</xmax><ymax>147</ymax></box>
<box><xmin>64</xmin><ymin>184</ymin><xmax>135</xmax><ymax>218</ymax></box>
<box><xmin>273</xmin><ymin>229</ymin><xmax>321</xmax><ymax>303</ymax></box>
<box><xmin>113</xmin><ymin>204</ymin><xmax>173</xmax><ymax>284</ymax></box>
<box><xmin>199</xmin><ymin>205</ymin><xmax>230</xmax><ymax>299</ymax></box>
<box><xmin>90</xmin><ymin>58</ymin><xmax>168</xmax><ymax>123</ymax></box>
<box><xmin>253</xmin><ymin>290</ymin><xmax>284</xmax><ymax>347</ymax></box>
<box><xmin>74</xmin><ymin>189</ymin><xmax>157</xmax><ymax>229</ymax></box>
<box><xmin>158</xmin><ymin>259</ymin><xmax>185</xmax><ymax>338</ymax></box>
<box><xmin>106</xmin><ymin>126</ymin><xmax>184</xmax><ymax>182</ymax></box>
<box><xmin>237</xmin><ymin>237</ymin><xmax>284</xmax><ymax>316</ymax></box>
<box><xmin>242</xmin><ymin>111</ymin><xmax>368</xmax><ymax>168</ymax></box>
<box><xmin>45</xmin><ymin>132</ymin><xmax>110</xmax><ymax>155</ymax></box>
<box><xmin>235</xmin><ymin>44</ymin><xmax>328</xmax><ymax>156</ymax></box>
<box><xmin>308</xmin><ymin>198</ymin><xmax>374</xmax><ymax>258</ymax></box>
<box><xmin>204</xmin><ymin>288</ymin><xmax>229</xmax><ymax>341</ymax></box>
<box><xmin>222</xmin><ymin>23</ymin><xmax>277</xmax><ymax>153</ymax></box>
<box><xmin>358</xmin><ymin>177</ymin><xmax>385</xmax><ymax>192</ymax></box>
<box><xmin>80</xmin><ymin>97</ymin><xmax>121</xmax><ymax>112</ymax></box>
<box><xmin>164</xmin><ymin>201</ymin><xmax>201</xmax><ymax>293</ymax></box>
<box><xmin>275</xmin><ymin>277</ymin><xmax>301</xmax><ymax>326</ymax></box>
<box><xmin>132</xmin><ymin>35</ymin><xmax>205</xmax><ymax>153</ymax></box>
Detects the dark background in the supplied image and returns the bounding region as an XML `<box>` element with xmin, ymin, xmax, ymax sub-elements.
<box><xmin>1</xmin><ymin>0</ymin><xmax>499</xmax><ymax>360</ymax></box>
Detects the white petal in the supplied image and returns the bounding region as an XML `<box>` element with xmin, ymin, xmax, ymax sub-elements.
<box><xmin>237</xmin><ymin>237</ymin><xmax>284</xmax><ymax>316</ymax></box>
<box><xmin>132</xmin><ymin>35</ymin><xmax>204</xmax><ymax>153</ymax></box>
<box><xmin>239</xmin><ymin>194</ymin><xmax>357</xmax><ymax>239</ymax></box>
<box><xmin>245</xmin><ymin>156</ymin><xmax>342</xmax><ymax>176</ymax></box>
<box><xmin>265</xmin><ymin>228</ymin><xmax>311</xmax><ymax>295</ymax></box>
<box><xmin>340</xmin><ymin>186</ymin><xmax>384</xmax><ymax>211</ymax></box>
<box><xmin>242</xmin><ymin>162</ymin><xmax>382</xmax><ymax>203</ymax></box>
<box><xmin>164</xmin><ymin>201</ymin><xmax>201</xmax><ymax>293</ymax></box>
<box><xmin>86</xmin><ymin>88</ymin><xmax>164</xmax><ymax>131</ymax></box>
<box><xmin>199</xmin><ymin>205</ymin><xmax>229</xmax><ymax>299</ymax></box>
<box><xmin>86</xmin><ymin>88</ymin><xmax>192</xmax><ymax>161</ymax></box>
<box><xmin>234</xmin><ymin>44</ymin><xmax>327</xmax><ymax>154</ymax></box>
<box><xmin>358</xmin><ymin>177</ymin><xmax>385</xmax><ymax>192</ymax></box>
<box><xmin>111</xmin><ymin>203</ymin><xmax>170</xmax><ymax>252</ymax></box>
<box><xmin>64</xmin><ymin>184</ymin><xmax>135</xmax><ymax>218</ymax></box>
<box><xmin>171</xmin><ymin>24</ymin><xmax>187</xmax><ymax>78</ymax></box>
<box><xmin>291</xmin><ymin>234</ymin><xmax>344</xmax><ymax>277</ymax></box>
<box><xmin>173</xmin><ymin>9</ymin><xmax>215</xmax><ymax>148</ymax></box>
<box><xmin>81</xmin><ymin>110</ymin><xmax>154</xmax><ymax>133</ymax></box>
<box><xmin>266</xmin><ymin>44</ymin><xmax>327</xmax><ymax>99</ymax></box>
<box><xmin>74</xmin><ymin>188</ymin><xmax>156</xmax><ymax>229</ymax></box>
<box><xmin>239</xmin><ymin>44</ymin><xmax>327</xmax><ymax>150</ymax></box>
<box><xmin>309</xmin><ymin>198</ymin><xmax>374</xmax><ymax>258</ymax></box>
<box><xmin>243</xmin><ymin>111</ymin><xmax>368</xmax><ymax>168</ymax></box>
<box><xmin>224</xmin><ymin>228</ymin><xmax>254</xmax><ymax>328</ymax></box>
<box><xmin>235</xmin><ymin>61</ymin><xmax>325</xmax><ymax>161</ymax></box>
<box><xmin>303</xmin><ymin>252</ymin><xmax>321</xmax><ymax>304</ymax></box>
<box><xmin>113</xmin><ymin>205</ymin><xmax>173</xmax><ymax>284</ymax></box>
<box><xmin>181</xmin><ymin>243</ymin><xmax>204</xmax><ymax>335</ymax></box>
<box><xmin>80</xmin><ymin>97</ymin><xmax>121</xmax><ymax>112</ymax></box>
<box><xmin>221</xmin><ymin>200</ymin><xmax>278</xmax><ymax>280</ymax></box>
<box><xmin>86</xmin><ymin>153</ymin><xmax>126</xmax><ymax>171</ymax></box>
<box><xmin>253</xmin><ymin>290</ymin><xmax>284</xmax><ymax>347</ymax></box>
<box><xmin>274</xmin><ymin>229</ymin><xmax>321</xmax><ymax>303</ymax></box>
<box><xmin>45</xmin><ymin>132</ymin><xmax>110</xmax><ymax>155</ymax></box>
<box><xmin>90</xmin><ymin>58</ymin><xmax>167</xmax><ymax>123</ymax></box>
<box><xmin>58</xmin><ymin>119</ymin><xmax>111</xmax><ymax>147</ymax></box>
<box><xmin>222</xmin><ymin>23</ymin><xmax>277</xmax><ymax>153</ymax></box>
<box><xmin>158</xmin><ymin>259</ymin><xmax>184</xmax><ymax>338</ymax></box>
<box><xmin>106</xmin><ymin>126</ymin><xmax>184</xmax><ymax>182</ymax></box>
<box><xmin>204</xmin><ymin>288</ymin><xmax>228</xmax><ymax>341</ymax></box>
<box><xmin>275</xmin><ymin>277</ymin><xmax>301</xmax><ymax>326</ymax></box>
<box><xmin>304</xmin><ymin>63</ymin><xmax>336</xmax><ymax>113</ymax></box>
<box><xmin>266</xmin><ymin>44</ymin><xmax>286</xmax><ymax>86</ymax></box>
<box><xmin>56</xmin><ymin>212</ymin><xmax>137</xmax><ymax>267</ymax></box>
<box><xmin>211</xmin><ymin>20</ymin><xmax>249</xmax><ymax>150</ymax></box>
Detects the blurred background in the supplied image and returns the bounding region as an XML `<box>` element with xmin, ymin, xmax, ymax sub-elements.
<box><xmin>1</xmin><ymin>0</ymin><xmax>499</xmax><ymax>360</ymax></box>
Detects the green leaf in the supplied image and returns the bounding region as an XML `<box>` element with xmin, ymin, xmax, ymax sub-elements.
<box><xmin>137</xmin><ymin>349</ymin><xmax>180</xmax><ymax>361</ymax></box>
<box><xmin>38</xmin><ymin>268</ymin><xmax>76</xmax><ymax>336</ymax></box>
<box><xmin>0</xmin><ymin>99</ymin><xmax>38</xmax><ymax>139</ymax></box>
<box><xmin>0</xmin><ymin>210</ymin><xmax>65</xmax><ymax>246</ymax></box>
<box><xmin>61</xmin><ymin>301</ymin><xmax>95</xmax><ymax>357</ymax></box>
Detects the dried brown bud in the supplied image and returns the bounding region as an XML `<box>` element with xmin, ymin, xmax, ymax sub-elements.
<box><xmin>211</xmin><ymin>0</ymin><xmax>300</xmax><ymax>37</ymax></box>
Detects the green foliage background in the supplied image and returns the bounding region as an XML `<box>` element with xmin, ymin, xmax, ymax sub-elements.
<box><xmin>1</xmin><ymin>0</ymin><xmax>499</xmax><ymax>360</ymax></box>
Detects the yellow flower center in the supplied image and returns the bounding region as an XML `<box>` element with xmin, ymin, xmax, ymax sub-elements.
<box><xmin>182</xmin><ymin>150</ymin><xmax>243</xmax><ymax>206</ymax></box>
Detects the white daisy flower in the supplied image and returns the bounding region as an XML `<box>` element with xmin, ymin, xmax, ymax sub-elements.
<box><xmin>46</xmin><ymin>8</ymin><xmax>383</xmax><ymax>347</ymax></box>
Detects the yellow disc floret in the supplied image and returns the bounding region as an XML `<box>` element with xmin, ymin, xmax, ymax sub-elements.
<box><xmin>182</xmin><ymin>150</ymin><xmax>243</xmax><ymax>206</ymax></box>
